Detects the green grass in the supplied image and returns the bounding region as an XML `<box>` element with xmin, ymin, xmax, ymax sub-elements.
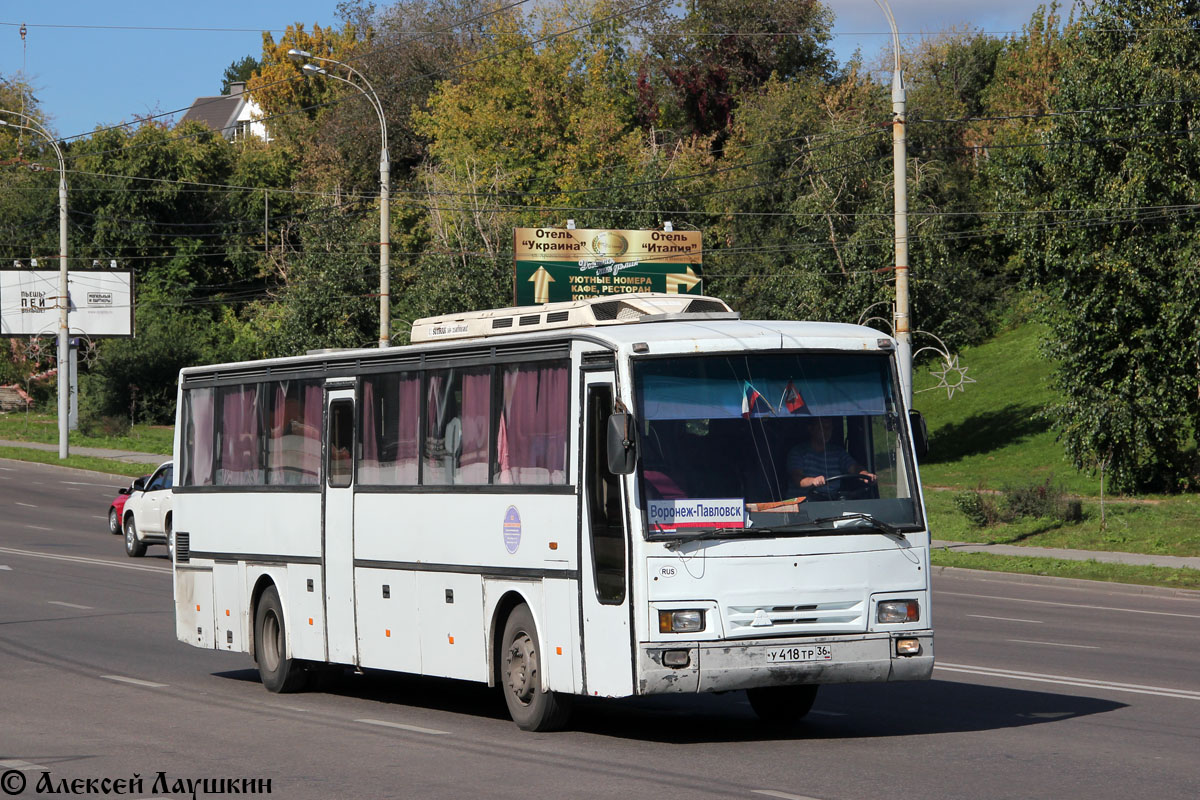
<box><xmin>910</xmin><ymin>321</ymin><xmax>1200</xmax><ymax>566</ymax></box>
<box><xmin>0</xmin><ymin>446</ymin><xmax>155</xmax><ymax>479</ymax></box>
<box><xmin>931</xmin><ymin>549</ymin><xmax>1200</xmax><ymax>591</ymax></box>
<box><xmin>913</xmin><ymin>323</ymin><xmax>1100</xmax><ymax>497</ymax></box>
<box><xmin>924</xmin><ymin>489</ymin><xmax>1200</xmax><ymax>557</ymax></box>
<box><xmin>0</xmin><ymin>412</ymin><xmax>173</xmax><ymax>455</ymax></box>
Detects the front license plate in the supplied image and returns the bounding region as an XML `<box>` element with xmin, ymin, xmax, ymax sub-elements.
<box><xmin>766</xmin><ymin>644</ymin><xmax>832</xmax><ymax>663</ymax></box>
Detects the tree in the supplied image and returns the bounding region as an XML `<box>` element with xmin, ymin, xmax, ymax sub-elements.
<box><xmin>1004</xmin><ymin>0</ymin><xmax>1200</xmax><ymax>491</ymax></box>
<box><xmin>221</xmin><ymin>55</ymin><xmax>261</xmax><ymax>94</ymax></box>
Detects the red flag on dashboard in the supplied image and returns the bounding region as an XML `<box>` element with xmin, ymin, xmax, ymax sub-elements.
<box><xmin>781</xmin><ymin>380</ymin><xmax>806</xmax><ymax>413</ymax></box>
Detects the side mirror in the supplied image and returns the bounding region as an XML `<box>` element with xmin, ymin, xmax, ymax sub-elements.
<box><xmin>118</xmin><ymin>487</ymin><xmax>132</xmax><ymax>496</ymax></box>
<box><xmin>909</xmin><ymin>409</ymin><xmax>929</xmax><ymax>460</ymax></box>
<box><xmin>132</xmin><ymin>477</ymin><xmax>147</xmax><ymax>492</ymax></box>
<box><xmin>606</xmin><ymin>412</ymin><xmax>637</xmax><ymax>475</ymax></box>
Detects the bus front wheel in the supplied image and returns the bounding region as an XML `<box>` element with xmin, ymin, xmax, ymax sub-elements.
<box><xmin>500</xmin><ymin>604</ymin><xmax>572</xmax><ymax>731</ymax></box>
<box><xmin>747</xmin><ymin>684</ymin><xmax>819</xmax><ymax>726</ymax></box>
<box><xmin>255</xmin><ymin>586</ymin><xmax>309</xmax><ymax>693</ymax></box>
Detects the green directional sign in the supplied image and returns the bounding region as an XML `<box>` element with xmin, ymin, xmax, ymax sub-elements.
<box><xmin>513</xmin><ymin>227</ymin><xmax>703</xmax><ymax>305</ymax></box>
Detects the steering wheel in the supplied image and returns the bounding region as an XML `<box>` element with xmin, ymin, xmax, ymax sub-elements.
<box><xmin>809</xmin><ymin>473</ymin><xmax>874</xmax><ymax>501</ymax></box>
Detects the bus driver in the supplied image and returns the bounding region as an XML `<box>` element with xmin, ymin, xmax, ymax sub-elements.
<box><xmin>787</xmin><ymin>416</ymin><xmax>876</xmax><ymax>498</ymax></box>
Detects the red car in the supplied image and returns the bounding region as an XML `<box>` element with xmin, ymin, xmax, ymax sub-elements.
<box><xmin>107</xmin><ymin>475</ymin><xmax>147</xmax><ymax>535</ymax></box>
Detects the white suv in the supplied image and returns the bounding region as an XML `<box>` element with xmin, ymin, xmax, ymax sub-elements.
<box><xmin>123</xmin><ymin>461</ymin><xmax>174</xmax><ymax>559</ymax></box>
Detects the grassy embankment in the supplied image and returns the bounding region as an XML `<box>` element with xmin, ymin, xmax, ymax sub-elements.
<box><xmin>914</xmin><ymin>322</ymin><xmax>1200</xmax><ymax>589</ymax></box>
<box><xmin>0</xmin><ymin>413</ymin><xmax>171</xmax><ymax>478</ymax></box>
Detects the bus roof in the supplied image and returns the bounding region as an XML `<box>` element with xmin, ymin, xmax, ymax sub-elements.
<box><xmin>178</xmin><ymin>295</ymin><xmax>894</xmax><ymax>380</ymax></box>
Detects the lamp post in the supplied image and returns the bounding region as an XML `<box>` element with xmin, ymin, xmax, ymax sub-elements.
<box><xmin>0</xmin><ymin>110</ymin><xmax>69</xmax><ymax>457</ymax></box>
<box><xmin>874</xmin><ymin>0</ymin><xmax>913</xmax><ymax>405</ymax></box>
<box><xmin>288</xmin><ymin>48</ymin><xmax>391</xmax><ymax>348</ymax></box>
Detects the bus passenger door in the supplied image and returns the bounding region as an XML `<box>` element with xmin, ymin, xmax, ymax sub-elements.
<box><xmin>323</xmin><ymin>388</ymin><xmax>358</xmax><ymax>665</ymax></box>
<box><xmin>580</xmin><ymin>377</ymin><xmax>634</xmax><ymax>697</ymax></box>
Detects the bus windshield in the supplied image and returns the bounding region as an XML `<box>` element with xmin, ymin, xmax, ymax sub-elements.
<box><xmin>632</xmin><ymin>352</ymin><xmax>921</xmax><ymax>538</ymax></box>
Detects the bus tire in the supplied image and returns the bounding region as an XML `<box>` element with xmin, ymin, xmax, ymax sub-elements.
<box><xmin>254</xmin><ymin>585</ymin><xmax>309</xmax><ymax>693</ymax></box>
<box><xmin>123</xmin><ymin>516</ymin><xmax>146</xmax><ymax>558</ymax></box>
<box><xmin>747</xmin><ymin>684</ymin><xmax>819</xmax><ymax>726</ymax></box>
<box><xmin>500</xmin><ymin>604</ymin><xmax>572</xmax><ymax>731</ymax></box>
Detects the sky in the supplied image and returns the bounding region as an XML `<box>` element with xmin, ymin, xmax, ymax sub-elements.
<box><xmin>2</xmin><ymin>0</ymin><xmax>1055</xmax><ymax>142</ymax></box>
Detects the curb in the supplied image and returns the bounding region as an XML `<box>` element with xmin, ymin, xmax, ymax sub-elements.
<box><xmin>0</xmin><ymin>456</ymin><xmax>144</xmax><ymax>484</ymax></box>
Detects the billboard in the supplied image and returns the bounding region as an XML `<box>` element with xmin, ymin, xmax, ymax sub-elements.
<box><xmin>0</xmin><ymin>270</ymin><xmax>134</xmax><ymax>337</ymax></box>
<box><xmin>513</xmin><ymin>227</ymin><xmax>702</xmax><ymax>305</ymax></box>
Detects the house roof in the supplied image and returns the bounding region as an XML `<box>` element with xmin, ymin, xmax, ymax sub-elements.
<box><xmin>179</xmin><ymin>83</ymin><xmax>254</xmax><ymax>138</ymax></box>
<box><xmin>179</xmin><ymin>94</ymin><xmax>243</xmax><ymax>136</ymax></box>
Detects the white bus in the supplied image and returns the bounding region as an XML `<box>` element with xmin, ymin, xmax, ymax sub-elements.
<box><xmin>172</xmin><ymin>293</ymin><xmax>933</xmax><ymax>730</ymax></box>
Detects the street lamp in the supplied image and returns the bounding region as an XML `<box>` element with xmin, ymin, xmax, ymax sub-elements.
<box><xmin>0</xmin><ymin>109</ymin><xmax>70</xmax><ymax>457</ymax></box>
<box><xmin>874</xmin><ymin>0</ymin><xmax>913</xmax><ymax>405</ymax></box>
<box><xmin>288</xmin><ymin>47</ymin><xmax>392</xmax><ymax>348</ymax></box>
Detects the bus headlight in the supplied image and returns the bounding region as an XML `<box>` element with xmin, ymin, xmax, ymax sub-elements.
<box><xmin>877</xmin><ymin>599</ymin><xmax>919</xmax><ymax>623</ymax></box>
<box><xmin>659</xmin><ymin>609</ymin><xmax>705</xmax><ymax>633</ymax></box>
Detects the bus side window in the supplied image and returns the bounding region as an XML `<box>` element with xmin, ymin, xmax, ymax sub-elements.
<box><xmin>587</xmin><ymin>386</ymin><xmax>626</xmax><ymax>604</ymax></box>
<box><xmin>327</xmin><ymin>400</ymin><xmax>354</xmax><ymax>488</ymax></box>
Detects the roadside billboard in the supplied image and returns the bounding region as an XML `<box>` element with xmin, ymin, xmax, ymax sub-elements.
<box><xmin>513</xmin><ymin>227</ymin><xmax>702</xmax><ymax>305</ymax></box>
<box><xmin>0</xmin><ymin>270</ymin><xmax>134</xmax><ymax>337</ymax></box>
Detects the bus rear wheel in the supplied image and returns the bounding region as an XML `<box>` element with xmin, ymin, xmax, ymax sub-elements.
<box><xmin>500</xmin><ymin>604</ymin><xmax>571</xmax><ymax>731</ymax></box>
<box><xmin>747</xmin><ymin>684</ymin><xmax>819</xmax><ymax>726</ymax></box>
<box><xmin>255</xmin><ymin>585</ymin><xmax>309</xmax><ymax>693</ymax></box>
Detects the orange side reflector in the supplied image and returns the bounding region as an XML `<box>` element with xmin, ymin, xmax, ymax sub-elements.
<box><xmin>385</xmin><ymin>629</ymin><xmax>391</xmax><ymax>637</ymax></box>
<box><xmin>549</xmin><ymin>541</ymin><xmax>558</xmax><ymax>550</ymax></box>
<box><xmin>556</xmin><ymin>647</ymin><xmax>562</xmax><ymax>655</ymax></box>
<box><xmin>225</xmin><ymin>609</ymin><xmax>230</xmax><ymax>617</ymax></box>
<box><xmin>308</xmin><ymin>618</ymin><xmax>313</xmax><ymax>626</ymax></box>
<box><xmin>195</xmin><ymin>605</ymin><xmax>200</xmax><ymax>612</ymax></box>
<box><xmin>448</xmin><ymin>635</ymin><xmax>455</xmax><ymax>644</ymax></box>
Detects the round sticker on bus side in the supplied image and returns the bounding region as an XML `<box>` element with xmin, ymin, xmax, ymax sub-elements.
<box><xmin>503</xmin><ymin>506</ymin><xmax>522</xmax><ymax>554</ymax></box>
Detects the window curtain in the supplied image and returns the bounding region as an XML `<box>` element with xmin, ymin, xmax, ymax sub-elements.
<box><xmin>186</xmin><ymin>387</ymin><xmax>214</xmax><ymax>486</ymax></box>
<box><xmin>456</xmin><ymin>369</ymin><xmax>491</xmax><ymax>484</ymax></box>
<box><xmin>497</xmin><ymin>363</ymin><xmax>567</xmax><ymax>485</ymax></box>
<box><xmin>217</xmin><ymin>384</ymin><xmax>263</xmax><ymax>485</ymax></box>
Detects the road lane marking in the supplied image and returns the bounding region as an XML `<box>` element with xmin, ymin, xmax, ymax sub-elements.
<box><xmin>936</xmin><ymin>662</ymin><xmax>1200</xmax><ymax>700</ymax></box>
<box><xmin>0</xmin><ymin>759</ymin><xmax>50</xmax><ymax>771</ymax></box>
<box><xmin>1006</xmin><ymin>639</ymin><xmax>1098</xmax><ymax>649</ymax></box>
<box><xmin>808</xmin><ymin>710</ymin><xmax>846</xmax><ymax>717</ymax></box>
<box><xmin>48</xmin><ymin>601</ymin><xmax>94</xmax><ymax>610</ymax></box>
<box><xmin>25</xmin><ymin>525</ymin><xmax>53</xmax><ymax>531</ymax></box>
<box><xmin>967</xmin><ymin>614</ymin><xmax>1043</xmax><ymax>624</ymax></box>
<box><xmin>938</xmin><ymin>590</ymin><xmax>1200</xmax><ymax>619</ymax></box>
<box><xmin>62</xmin><ymin>480</ymin><xmax>127</xmax><ymax>488</ymax></box>
<box><xmin>16</xmin><ymin>502</ymin><xmax>37</xmax><ymax>508</ymax></box>
<box><xmin>357</xmin><ymin>718</ymin><xmax>450</xmax><ymax>736</ymax></box>
<box><xmin>752</xmin><ymin>790</ymin><xmax>824</xmax><ymax>800</ymax></box>
<box><xmin>0</xmin><ymin>546</ymin><xmax>168</xmax><ymax>574</ymax></box>
<box><xmin>0</xmin><ymin>565</ymin><xmax>10</xmax><ymax>571</ymax></box>
<box><xmin>101</xmin><ymin>675</ymin><xmax>168</xmax><ymax>688</ymax></box>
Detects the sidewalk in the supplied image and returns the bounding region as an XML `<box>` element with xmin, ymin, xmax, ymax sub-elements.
<box><xmin>932</xmin><ymin>539</ymin><xmax>1200</xmax><ymax>571</ymax></box>
<box><xmin>0</xmin><ymin>438</ymin><xmax>165</xmax><ymax>465</ymax></box>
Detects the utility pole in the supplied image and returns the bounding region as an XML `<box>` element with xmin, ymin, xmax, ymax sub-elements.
<box><xmin>0</xmin><ymin>110</ymin><xmax>69</xmax><ymax>457</ymax></box>
<box><xmin>875</xmin><ymin>0</ymin><xmax>913</xmax><ymax>405</ymax></box>
<box><xmin>288</xmin><ymin>49</ymin><xmax>391</xmax><ymax>347</ymax></box>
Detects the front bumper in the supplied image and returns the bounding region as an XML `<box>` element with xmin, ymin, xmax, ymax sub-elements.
<box><xmin>638</xmin><ymin>631</ymin><xmax>933</xmax><ymax>694</ymax></box>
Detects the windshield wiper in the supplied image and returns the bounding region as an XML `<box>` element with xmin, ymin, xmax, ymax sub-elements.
<box><xmin>810</xmin><ymin>512</ymin><xmax>904</xmax><ymax>538</ymax></box>
<box><xmin>656</xmin><ymin>514</ymin><xmax>910</xmax><ymax>547</ymax></box>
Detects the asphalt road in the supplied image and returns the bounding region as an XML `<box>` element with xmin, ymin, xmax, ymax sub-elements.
<box><xmin>1</xmin><ymin>458</ymin><xmax>1198</xmax><ymax>800</ymax></box>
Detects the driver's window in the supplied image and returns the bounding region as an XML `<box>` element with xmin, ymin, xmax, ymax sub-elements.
<box><xmin>147</xmin><ymin>470</ymin><xmax>166</xmax><ymax>492</ymax></box>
